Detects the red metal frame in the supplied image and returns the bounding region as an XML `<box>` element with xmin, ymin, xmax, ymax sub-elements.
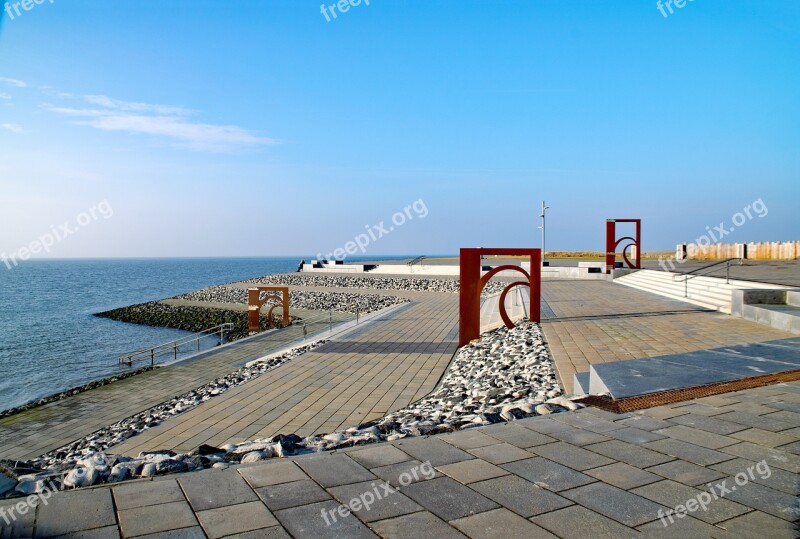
<box><xmin>459</xmin><ymin>248</ymin><xmax>541</xmax><ymax>346</ymax></box>
<box><xmin>605</xmin><ymin>219</ymin><xmax>641</xmax><ymax>274</ymax></box>
<box><xmin>248</xmin><ymin>286</ymin><xmax>290</xmax><ymax>331</ymax></box>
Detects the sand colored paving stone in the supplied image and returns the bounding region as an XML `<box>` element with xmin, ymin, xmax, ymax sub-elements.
<box><xmin>13</xmin><ymin>383</ymin><xmax>799</xmax><ymax>537</ymax></box>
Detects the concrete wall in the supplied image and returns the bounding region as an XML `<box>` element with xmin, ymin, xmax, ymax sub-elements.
<box><xmin>680</xmin><ymin>241</ymin><xmax>800</xmax><ymax>261</ymax></box>
<box><xmin>731</xmin><ymin>288</ymin><xmax>800</xmax><ymax>334</ymax></box>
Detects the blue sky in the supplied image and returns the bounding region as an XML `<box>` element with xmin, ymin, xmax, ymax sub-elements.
<box><xmin>0</xmin><ymin>0</ymin><xmax>798</xmax><ymax>259</ymax></box>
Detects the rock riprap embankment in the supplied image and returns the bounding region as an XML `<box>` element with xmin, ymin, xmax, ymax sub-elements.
<box><xmin>1</xmin><ymin>322</ymin><xmax>580</xmax><ymax>498</ymax></box>
<box><xmin>246</xmin><ymin>273</ymin><xmax>509</xmax><ymax>295</ymax></box>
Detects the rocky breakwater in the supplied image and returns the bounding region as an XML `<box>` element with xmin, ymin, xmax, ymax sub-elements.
<box><xmin>1</xmin><ymin>321</ymin><xmax>581</xmax><ymax>498</ymax></box>
<box><xmin>251</xmin><ymin>273</ymin><xmax>509</xmax><ymax>295</ymax></box>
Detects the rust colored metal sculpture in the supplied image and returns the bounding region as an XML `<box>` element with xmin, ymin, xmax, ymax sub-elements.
<box><xmin>605</xmin><ymin>219</ymin><xmax>641</xmax><ymax>274</ymax></box>
<box><xmin>459</xmin><ymin>248</ymin><xmax>541</xmax><ymax>346</ymax></box>
<box><xmin>248</xmin><ymin>286</ymin><xmax>290</xmax><ymax>332</ymax></box>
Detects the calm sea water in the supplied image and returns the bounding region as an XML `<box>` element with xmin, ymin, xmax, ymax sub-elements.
<box><xmin>0</xmin><ymin>257</ymin><xmax>324</xmax><ymax>411</ymax></box>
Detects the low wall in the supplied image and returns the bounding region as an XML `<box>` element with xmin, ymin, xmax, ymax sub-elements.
<box><xmin>678</xmin><ymin>241</ymin><xmax>799</xmax><ymax>261</ymax></box>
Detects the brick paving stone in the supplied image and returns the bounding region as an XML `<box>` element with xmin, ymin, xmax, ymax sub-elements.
<box><xmin>645</xmin><ymin>460</ymin><xmax>728</xmax><ymax>487</ymax></box>
<box><xmin>719</xmin><ymin>442</ymin><xmax>800</xmax><ymax>473</ymax></box>
<box><xmin>239</xmin><ymin>460</ymin><xmax>310</xmax><ymax>488</ymax></box>
<box><xmin>616</xmin><ymin>415</ymin><xmax>676</xmax><ymax>432</ymax></box>
<box><xmin>466</xmin><ymin>443</ymin><xmax>533</xmax><ymax>464</ymax></box>
<box><xmin>438</xmin><ymin>430</ymin><xmax>499</xmax><ymax>450</ymax></box>
<box><xmin>436</xmin><ymin>459</ymin><xmax>509</xmax><ymax>484</ymax></box>
<box><xmin>670</xmin><ymin>413</ymin><xmax>750</xmax><ymax>436</ymax></box>
<box><xmin>347</xmin><ymin>445</ymin><xmax>413</xmax><ymax>468</ymax></box>
<box><xmin>113</xmin><ymin>479</ymin><xmax>186</xmax><ymax>510</ymax></box>
<box><xmin>118</xmin><ymin>501</ymin><xmax>199</xmax><ymax>538</ymax></box>
<box><xmin>401</xmin><ymin>477</ymin><xmax>498</xmax><ymax>521</ymax></box>
<box><xmin>392</xmin><ymin>437</ymin><xmax>474</xmax><ymax>467</ymax></box>
<box><xmin>179</xmin><ymin>469</ymin><xmax>259</xmax><ymax>511</ymax></box>
<box><xmin>450</xmin><ymin>508</ymin><xmax>557</xmax><ymax>539</ymax></box>
<box><xmin>255</xmin><ymin>480</ymin><xmax>332</xmax><ymax>511</ymax></box>
<box><xmin>561</xmin><ymin>482</ymin><xmax>668</xmax><ymax>527</ymax></box>
<box><xmin>717</xmin><ymin>510</ymin><xmax>800</xmax><ymax>539</ymax></box>
<box><xmin>631</xmin><ymin>480</ymin><xmax>751</xmax><ymax>524</ymax></box>
<box><xmin>468</xmin><ymin>475</ymin><xmax>573</xmax><ymax>517</ymax></box>
<box><xmin>274</xmin><ymin>500</ymin><xmax>376</xmax><ymax>538</ymax></box>
<box><xmin>514</xmin><ymin>416</ymin><xmax>573</xmax><ymax>434</ymax></box>
<box><xmin>530</xmin><ymin>442</ymin><xmax>616</xmax><ymax>471</ymax></box>
<box><xmin>654</xmin><ymin>425</ymin><xmax>739</xmax><ymax>450</ymax></box>
<box><xmin>195</xmin><ymin>500</ymin><xmax>278</xmax><ymax>538</ymax></box>
<box><xmin>584</xmin><ymin>440</ymin><xmax>674</xmax><ymax>468</ymax></box>
<box><xmin>643</xmin><ymin>439</ymin><xmax>736</xmax><ymax>466</ymax></box>
<box><xmin>710</xmin><ymin>457</ymin><xmax>800</xmax><ymax>495</ymax></box>
<box><xmin>585</xmin><ymin>462</ymin><xmax>662</xmax><ymax>490</ymax></box>
<box><xmin>531</xmin><ymin>505</ymin><xmax>639</xmax><ymax>539</ymax></box>
<box><xmin>605</xmin><ymin>427</ymin><xmax>667</xmax><ymax>444</ymax></box>
<box><xmin>549</xmin><ymin>429</ymin><xmax>612</xmax><ymax>446</ymax></box>
<box><xmin>500</xmin><ymin>457</ymin><xmax>596</xmax><ymax>492</ymax></box>
<box><xmin>711</xmin><ymin>477</ymin><xmax>800</xmax><ymax>522</ymax></box>
<box><xmin>35</xmin><ymin>489</ymin><xmax>116</xmax><ymax>538</ymax></box>
<box><xmin>369</xmin><ymin>511</ymin><xmax>467</xmax><ymax>539</ymax></box>
<box><xmin>295</xmin><ymin>453</ymin><xmax>376</xmax><ymax>487</ymax></box>
<box><xmin>370</xmin><ymin>459</ymin><xmax>442</xmax><ymax>488</ymax></box>
<box><xmin>327</xmin><ymin>480</ymin><xmax>421</xmax><ymax>522</ymax></box>
<box><xmin>479</xmin><ymin>424</ymin><xmax>556</xmax><ymax>448</ymax></box>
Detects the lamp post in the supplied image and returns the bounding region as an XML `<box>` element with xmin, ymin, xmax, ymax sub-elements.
<box><xmin>539</xmin><ymin>201</ymin><xmax>550</xmax><ymax>265</ymax></box>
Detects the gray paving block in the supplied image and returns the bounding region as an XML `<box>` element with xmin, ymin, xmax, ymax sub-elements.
<box><xmin>713</xmin><ymin>477</ymin><xmax>800</xmax><ymax>522</ymax></box>
<box><xmin>274</xmin><ymin>500</ymin><xmax>376</xmax><ymax>538</ymax></box>
<box><xmin>643</xmin><ymin>439</ymin><xmax>735</xmax><ymax>466</ymax></box>
<box><xmin>392</xmin><ymin>437</ymin><xmax>474</xmax><ymax>467</ymax></box>
<box><xmin>631</xmin><ymin>480</ymin><xmax>750</xmax><ymax>524</ymax></box>
<box><xmin>436</xmin><ymin>459</ymin><xmax>509</xmax><ymax>484</ymax></box>
<box><xmin>636</xmin><ymin>514</ymin><xmax>736</xmax><ymax>538</ymax></box>
<box><xmin>216</xmin><ymin>527</ymin><xmax>290</xmax><ymax>539</ymax></box>
<box><xmin>766</xmin><ymin>401</ymin><xmax>800</xmax><ymax>414</ymax></box>
<box><xmin>581</xmin><ymin>407</ymin><xmax>636</xmax><ymax>421</ymax></box>
<box><xmin>118</xmin><ymin>501</ymin><xmax>199</xmax><ymax>538</ymax></box>
<box><xmin>466</xmin><ymin>443</ymin><xmax>533</xmax><ymax>464</ymax></box>
<box><xmin>606</xmin><ymin>427</ymin><xmax>667</xmax><ymax>444</ymax></box>
<box><xmin>646</xmin><ymin>460</ymin><xmax>727</xmax><ymax>487</ymax></box>
<box><xmin>0</xmin><ymin>497</ymin><xmax>37</xmax><ymax>535</ymax></box>
<box><xmin>347</xmin><ymin>445</ymin><xmax>413</xmax><ymax>468</ymax></box>
<box><xmin>730</xmin><ymin>428</ymin><xmax>797</xmax><ymax>448</ymax></box>
<box><xmin>531</xmin><ymin>505</ymin><xmax>639</xmax><ymax>539</ymax></box>
<box><xmin>450</xmin><ymin>508</ymin><xmax>557</xmax><ymax>538</ymax></box>
<box><xmin>585</xmin><ymin>462</ymin><xmax>662</xmax><ymax>490</ymax></box>
<box><xmin>714</xmin><ymin>411</ymin><xmax>797</xmax><ymax>432</ymax></box>
<box><xmin>113</xmin><ymin>479</ymin><xmax>185</xmax><ymax>510</ymax></box>
<box><xmin>195</xmin><ymin>500</ymin><xmax>279</xmax><ymax>538</ymax></box>
<box><xmin>438</xmin><ymin>430</ymin><xmax>500</xmax><ymax>450</ymax></box>
<box><xmin>551</xmin><ymin>413</ymin><xmax>626</xmax><ymax>433</ymax></box>
<box><xmin>327</xmin><ymin>480</ymin><xmax>421</xmax><ymax>522</ymax></box>
<box><xmin>616</xmin><ymin>415</ymin><xmax>676</xmax><ymax>432</ymax></box>
<box><xmin>35</xmin><ymin>489</ymin><xmax>117</xmax><ymax>538</ymax></box>
<box><xmin>500</xmin><ymin>457</ymin><xmax>596</xmax><ymax>492</ymax></box>
<box><xmin>295</xmin><ymin>453</ymin><xmax>376</xmax><ymax>487</ymax></box>
<box><xmin>369</xmin><ymin>511</ymin><xmax>467</xmax><ymax>539</ymax></box>
<box><xmin>255</xmin><ymin>480</ymin><xmax>332</xmax><ymax>511</ymax></box>
<box><xmin>550</xmin><ymin>429</ymin><xmax>612</xmax><ymax>446</ymax></box>
<box><xmin>670</xmin><ymin>413</ymin><xmax>750</xmax><ymax>435</ymax></box>
<box><xmin>654</xmin><ymin>425</ymin><xmax>739</xmax><ymax>450</ymax></box>
<box><xmin>715</xmin><ymin>510</ymin><xmax>800</xmax><ymax>539</ymax></box>
<box><xmin>710</xmin><ymin>457</ymin><xmax>800</xmax><ymax>495</ymax></box>
<box><xmin>719</xmin><ymin>441</ymin><xmax>800</xmax><ymax>473</ymax></box>
<box><xmin>514</xmin><ymin>416</ymin><xmax>573</xmax><ymax>434</ymax></box>
<box><xmin>479</xmin><ymin>424</ymin><xmax>556</xmax><ymax>448</ymax></box>
<box><xmin>370</xmin><ymin>459</ymin><xmax>442</xmax><ymax>488</ymax></box>
<box><xmin>179</xmin><ymin>469</ymin><xmax>259</xmax><ymax>511</ymax></box>
<box><xmin>132</xmin><ymin>528</ymin><xmax>207</xmax><ymax>539</ymax></box>
<box><xmin>401</xmin><ymin>477</ymin><xmax>498</xmax><ymax>521</ymax></box>
<box><xmin>50</xmin><ymin>526</ymin><xmax>121</xmax><ymax>539</ymax></box>
<box><xmin>531</xmin><ymin>442</ymin><xmax>616</xmax><ymax>471</ymax></box>
<box><xmin>561</xmin><ymin>482</ymin><xmax>668</xmax><ymax>527</ymax></box>
<box><xmin>584</xmin><ymin>440</ymin><xmax>674</xmax><ymax>468</ymax></box>
<box><xmin>468</xmin><ymin>475</ymin><xmax>573</xmax><ymax>517</ymax></box>
<box><xmin>239</xmin><ymin>460</ymin><xmax>310</xmax><ymax>489</ymax></box>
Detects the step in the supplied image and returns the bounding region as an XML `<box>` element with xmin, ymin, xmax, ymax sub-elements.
<box><xmin>615</xmin><ymin>280</ymin><xmax>725</xmax><ymax>311</ymax></box>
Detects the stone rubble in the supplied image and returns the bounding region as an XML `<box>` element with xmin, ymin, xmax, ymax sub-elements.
<box><xmin>1</xmin><ymin>321</ymin><xmax>580</xmax><ymax>498</ymax></box>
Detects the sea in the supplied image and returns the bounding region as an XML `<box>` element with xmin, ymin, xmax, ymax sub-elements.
<box><xmin>0</xmin><ymin>256</ymin><xmax>407</xmax><ymax>412</ymax></box>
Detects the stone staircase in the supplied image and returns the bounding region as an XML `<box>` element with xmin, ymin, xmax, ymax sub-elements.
<box><xmin>613</xmin><ymin>269</ymin><xmax>786</xmax><ymax>314</ymax></box>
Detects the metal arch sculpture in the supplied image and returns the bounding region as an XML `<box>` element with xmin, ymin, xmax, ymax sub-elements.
<box><xmin>459</xmin><ymin>248</ymin><xmax>541</xmax><ymax>346</ymax></box>
<box><xmin>248</xmin><ymin>286</ymin><xmax>290</xmax><ymax>332</ymax></box>
<box><xmin>605</xmin><ymin>219</ymin><xmax>641</xmax><ymax>274</ymax></box>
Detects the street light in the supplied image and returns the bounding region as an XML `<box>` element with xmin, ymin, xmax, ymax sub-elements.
<box><xmin>539</xmin><ymin>201</ymin><xmax>550</xmax><ymax>265</ymax></box>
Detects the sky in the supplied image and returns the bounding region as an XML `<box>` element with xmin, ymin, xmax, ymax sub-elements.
<box><xmin>0</xmin><ymin>0</ymin><xmax>798</xmax><ymax>259</ymax></box>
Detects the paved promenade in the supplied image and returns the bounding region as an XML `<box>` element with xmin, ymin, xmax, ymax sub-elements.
<box><xmin>4</xmin><ymin>383</ymin><xmax>798</xmax><ymax>538</ymax></box>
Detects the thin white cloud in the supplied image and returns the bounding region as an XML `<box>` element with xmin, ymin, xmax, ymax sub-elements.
<box><xmin>44</xmin><ymin>93</ymin><xmax>277</xmax><ymax>152</ymax></box>
<box><xmin>0</xmin><ymin>77</ymin><xmax>27</xmax><ymax>88</ymax></box>
<box><xmin>1</xmin><ymin>123</ymin><xmax>28</xmax><ymax>133</ymax></box>
<box><xmin>0</xmin><ymin>92</ymin><xmax>11</xmax><ymax>100</ymax></box>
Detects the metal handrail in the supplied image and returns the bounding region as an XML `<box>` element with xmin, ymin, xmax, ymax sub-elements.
<box><xmin>290</xmin><ymin>308</ymin><xmax>360</xmax><ymax>339</ymax></box>
<box><xmin>672</xmin><ymin>257</ymin><xmax>742</xmax><ymax>297</ymax></box>
<box><xmin>407</xmin><ymin>256</ymin><xmax>425</xmax><ymax>267</ymax></box>
<box><xmin>119</xmin><ymin>323</ymin><xmax>234</xmax><ymax>367</ymax></box>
